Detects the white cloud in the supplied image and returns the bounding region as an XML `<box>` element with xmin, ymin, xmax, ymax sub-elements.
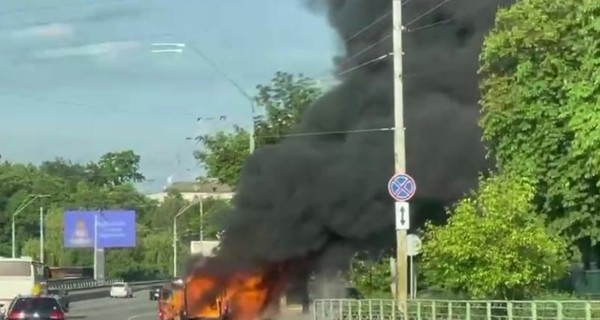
<box><xmin>12</xmin><ymin>23</ymin><xmax>74</xmax><ymax>38</ymax></box>
<box><xmin>34</xmin><ymin>41</ymin><xmax>141</xmax><ymax>59</ymax></box>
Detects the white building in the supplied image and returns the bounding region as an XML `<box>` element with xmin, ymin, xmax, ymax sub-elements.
<box><xmin>146</xmin><ymin>181</ymin><xmax>234</xmax><ymax>202</ymax></box>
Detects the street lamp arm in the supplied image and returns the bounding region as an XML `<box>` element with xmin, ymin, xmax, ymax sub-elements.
<box><xmin>12</xmin><ymin>193</ymin><xmax>49</xmax><ymax>258</ymax></box>
<box><xmin>13</xmin><ymin>194</ymin><xmax>34</xmax><ymax>217</ymax></box>
<box><xmin>13</xmin><ymin>194</ymin><xmax>48</xmax><ymax>218</ymax></box>
<box><xmin>174</xmin><ymin>199</ymin><xmax>202</xmax><ymax>220</ymax></box>
<box><xmin>172</xmin><ymin>197</ymin><xmax>203</xmax><ymax>277</ymax></box>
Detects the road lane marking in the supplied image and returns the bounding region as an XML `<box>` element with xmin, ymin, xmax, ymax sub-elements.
<box><xmin>127</xmin><ymin>312</ymin><xmax>156</xmax><ymax>320</ymax></box>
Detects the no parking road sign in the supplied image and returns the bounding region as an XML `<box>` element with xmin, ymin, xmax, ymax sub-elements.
<box><xmin>388</xmin><ymin>173</ymin><xmax>416</xmax><ymax>202</ymax></box>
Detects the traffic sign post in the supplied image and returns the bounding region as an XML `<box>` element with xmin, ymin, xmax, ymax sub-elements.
<box><xmin>388</xmin><ymin>173</ymin><xmax>416</xmax><ymax>202</ymax></box>
<box><xmin>407</xmin><ymin>234</ymin><xmax>422</xmax><ymax>299</ymax></box>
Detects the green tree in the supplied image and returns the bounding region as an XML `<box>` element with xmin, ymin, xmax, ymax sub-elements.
<box><xmin>0</xmin><ymin>151</ymin><xmax>230</xmax><ymax>279</ymax></box>
<box><xmin>479</xmin><ymin>0</ymin><xmax>600</xmax><ymax>244</ymax></box>
<box><xmin>200</xmin><ymin>197</ymin><xmax>231</xmax><ymax>240</ymax></box>
<box><xmin>194</xmin><ymin>71</ymin><xmax>322</xmax><ymax>186</ymax></box>
<box><xmin>349</xmin><ymin>254</ymin><xmax>392</xmax><ymax>296</ymax></box>
<box><xmin>88</xmin><ymin>150</ymin><xmax>145</xmax><ymax>187</ymax></box>
<box><xmin>193</xmin><ymin>128</ymin><xmax>250</xmax><ymax>187</ymax></box>
<box><xmin>254</xmin><ymin>71</ymin><xmax>322</xmax><ymax>146</ymax></box>
<box><xmin>0</xmin><ymin>153</ymin><xmax>151</xmax><ymax>274</ymax></box>
<box><xmin>421</xmin><ymin>173</ymin><xmax>568</xmax><ymax>299</ymax></box>
<box><xmin>141</xmin><ymin>190</ymin><xmax>186</xmax><ymax>229</ymax></box>
<box><xmin>136</xmin><ymin>227</ymin><xmax>172</xmax><ymax>278</ymax></box>
<box><xmin>39</xmin><ymin>158</ymin><xmax>89</xmax><ymax>191</ymax></box>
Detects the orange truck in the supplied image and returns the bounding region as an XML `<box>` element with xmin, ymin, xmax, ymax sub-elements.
<box><xmin>158</xmin><ymin>282</ymin><xmax>181</xmax><ymax>320</ymax></box>
<box><xmin>159</xmin><ymin>279</ymin><xmax>230</xmax><ymax>320</ymax></box>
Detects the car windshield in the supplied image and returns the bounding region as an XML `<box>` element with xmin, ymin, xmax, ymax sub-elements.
<box><xmin>11</xmin><ymin>298</ymin><xmax>60</xmax><ymax>312</ymax></box>
<box><xmin>112</xmin><ymin>283</ymin><xmax>125</xmax><ymax>288</ymax></box>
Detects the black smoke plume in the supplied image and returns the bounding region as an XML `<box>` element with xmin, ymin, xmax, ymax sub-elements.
<box><xmin>193</xmin><ymin>0</ymin><xmax>511</xmax><ymax>275</ymax></box>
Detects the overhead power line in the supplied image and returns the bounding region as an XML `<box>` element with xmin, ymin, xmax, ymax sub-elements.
<box><xmin>345</xmin><ymin>11</ymin><xmax>392</xmax><ymax>43</ymax></box>
<box><xmin>312</xmin><ymin>0</ymin><xmax>462</xmax><ymax>81</ymax></box>
<box><xmin>342</xmin><ymin>0</ymin><xmax>421</xmax><ymax>43</ymax></box>
<box><xmin>261</xmin><ymin>127</ymin><xmax>395</xmax><ymax>139</ymax></box>
<box><xmin>406</xmin><ymin>0</ymin><xmax>501</xmax><ymax>33</ymax></box>
<box><xmin>405</xmin><ymin>0</ymin><xmax>456</xmax><ymax>27</ymax></box>
<box><xmin>336</xmin><ymin>53</ymin><xmax>391</xmax><ymax>77</ymax></box>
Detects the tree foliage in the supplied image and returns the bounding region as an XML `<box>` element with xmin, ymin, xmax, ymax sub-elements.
<box><xmin>0</xmin><ymin>150</ymin><xmax>229</xmax><ymax>280</ymax></box>
<box><xmin>91</xmin><ymin>150</ymin><xmax>146</xmax><ymax>187</ymax></box>
<box><xmin>253</xmin><ymin>71</ymin><xmax>323</xmax><ymax>146</ymax></box>
<box><xmin>421</xmin><ymin>173</ymin><xmax>569</xmax><ymax>299</ymax></box>
<box><xmin>479</xmin><ymin>0</ymin><xmax>600</xmax><ymax>244</ymax></box>
<box><xmin>349</xmin><ymin>254</ymin><xmax>392</xmax><ymax>296</ymax></box>
<box><xmin>194</xmin><ymin>71</ymin><xmax>322</xmax><ymax>186</ymax></box>
<box><xmin>194</xmin><ymin>127</ymin><xmax>250</xmax><ymax>187</ymax></box>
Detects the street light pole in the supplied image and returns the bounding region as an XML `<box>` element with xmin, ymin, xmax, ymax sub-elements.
<box><xmin>172</xmin><ymin>199</ymin><xmax>203</xmax><ymax>277</ymax></box>
<box><xmin>199</xmin><ymin>197</ymin><xmax>204</xmax><ymax>242</ymax></box>
<box><xmin>151</xmin><ymin>43</ymin><xmax>256</xmax><ymax>153</ymax></box>
<box><xmin>12</xmin><ymin>194</ymin><xmax>49</xmax><ymax>258</ymax></box>
<box><xmin>249</xmin><ymin>111</ymin><xmax>256</xmax><ymax>153</ymax></box>
<box><xmin>39</xmin><ymin>206</ymin><xmax>44</xmax><ymax>264</ymax></box>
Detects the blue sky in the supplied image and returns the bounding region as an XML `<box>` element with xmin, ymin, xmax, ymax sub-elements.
<box><xmin>0</xmin><ymin>0</ymin><xmax>338</xmax><ymax>192</ymax></box>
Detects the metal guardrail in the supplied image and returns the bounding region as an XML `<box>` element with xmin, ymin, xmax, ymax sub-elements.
<box><xmin>47</xmin><ymin>278</ymin><xmax>124</xmax><ymax>290</ymax></box>
<box><xmin>313</xmin><ymin>299</ymin><xmax>600</xmax><ymax>320</ymax></box>
<box><xmin>47</xmin><ymin>278</ymin><xmax>86</xmax><ymax>282</ymax></box>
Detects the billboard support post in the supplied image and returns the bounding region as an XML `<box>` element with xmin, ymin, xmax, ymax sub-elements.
<box><xmin>93</xmin><ymin>214</ymin><xmax>98</xmax><ymax>280</ymax></box>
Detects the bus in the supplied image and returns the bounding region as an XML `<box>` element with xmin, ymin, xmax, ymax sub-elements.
<box><xmin>0</xmin><ymin>257</ymin><xmax>49</xmax><ymax>310</ymax></box>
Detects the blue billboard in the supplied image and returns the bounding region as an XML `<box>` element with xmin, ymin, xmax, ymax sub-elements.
<box><xmin>63</xmin><ymin>210</ymin><xmax>136</xmax><ymax>248</ymax></box>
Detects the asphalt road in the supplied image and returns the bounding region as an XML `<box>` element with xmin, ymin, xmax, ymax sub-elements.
<box><xmin>65</xmin><ymin>289</ymin><xmax>309</xmax><ymax>320</ymax></box>
<box><xmin>67</xmin><ymin>289</ymin><xmax>157</xmax><ymax>320</ymax></box>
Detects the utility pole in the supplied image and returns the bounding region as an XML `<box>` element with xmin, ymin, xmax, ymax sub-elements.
<box><xmin>39</xmin><ymin>206</ymin><xmax>44</xmax><ymax>264</ymax></box>
<box><xmin>173</xmin><ymin>217</ymin><xmax>178</xmax><ymax>277</ymax></box>
<box><xmin>392</xmin><ymin>0</ymin><xmax>408</xmax><ymax>312</ymax></box>
<box><xmin>249</xmin><ymin>117</ymin><xmax>256</xmax><ymax>153</ymax></box>
<box><xmin>199</xmin><ymin>198</ymin><xmax>204</xmax><ymax>242</ymax></box>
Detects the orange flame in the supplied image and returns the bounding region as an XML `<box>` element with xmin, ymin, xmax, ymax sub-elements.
<box><xmin>158</xmin><ymin>283</ymin><xmax>185</xmax><ymax>320</ymax></box>
<box><xmin>184</xmin><ymin>264</ymin><xmax>288</xmax><ymax>320</ymax></box>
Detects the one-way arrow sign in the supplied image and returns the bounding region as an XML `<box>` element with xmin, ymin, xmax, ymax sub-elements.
<box><xmin>395</xmin><ymin>202</ymin><xmax>410</xmax><ymax>230</ymax></box>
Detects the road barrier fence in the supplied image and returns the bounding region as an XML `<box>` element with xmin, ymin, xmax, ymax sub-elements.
<box><xmin>47</xmin><ymin>278</ymin><xmax>124</xmax><ymax>290</ymax></box>
<box><xmin>46</xmin><ymin>278</ymin><xmax>168</xmax><ymax>291</ymax></box>
<box><xmin>312</xmin><ymin>298</ymin><xmax>600</xmax><ymax>320</ymax></box>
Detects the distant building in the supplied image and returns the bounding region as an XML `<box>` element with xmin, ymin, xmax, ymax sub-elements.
<box><xmin>190</xmin><ymin>240</ymin><xmax>219</xmax><ymax>256</ymax></box>
<box><xmin>146</xmin><ymin>180</ymin><xmax>234</xmax><ymax>202</ymax></box>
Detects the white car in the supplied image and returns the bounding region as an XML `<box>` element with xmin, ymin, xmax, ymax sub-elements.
<box><xmin>109</xmin><ymin>282</ymin><xmax>133</xmax><ymax>298</ymax></box>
